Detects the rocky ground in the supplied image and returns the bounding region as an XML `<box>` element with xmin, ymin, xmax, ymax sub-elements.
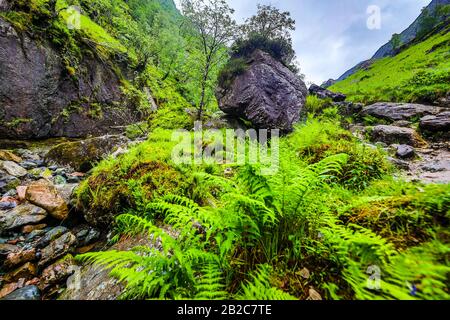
<box><xmin>0</xmin><ymin>94</ymin><xmax>448</xmax><ymax>301</ymax></box>
<box><xmin>0</xmin><ymin>136</ymin><xmax>130</xmax><ymax>300</ymax></box>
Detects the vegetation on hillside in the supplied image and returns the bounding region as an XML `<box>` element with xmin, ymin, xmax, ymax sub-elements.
<box><xmin>330</xmin><ymin>23</ymin><xmax>450</xmax><ymax>105</ymax></box>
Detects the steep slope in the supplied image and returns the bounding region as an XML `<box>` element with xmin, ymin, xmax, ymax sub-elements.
<box><xmin>330</xmin><ymin>24</ymin><xmax>450</xmax><ymax>104</ymax></box>
<box><xmin>336</xmin><ymin>0</ymin><xmax>450</xmax><ymax>82</ymax></box>
<box><xmin>0</xmin><ymin>0</ymin><xmax>191</xmax><ymax>139</ymax></box>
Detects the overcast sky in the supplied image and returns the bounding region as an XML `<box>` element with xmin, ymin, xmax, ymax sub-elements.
<box><xmin>175</xmin><ymin>0</ymin><xmax>431</xmax><ymax>84</ymax></box>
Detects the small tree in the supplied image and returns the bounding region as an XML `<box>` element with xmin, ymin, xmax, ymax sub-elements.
<box><xmin>181</xmin><ymin>0</ymin><xmax>237</xmax><ymax>119</ymax></box>
<box><xmin>391</xmin><ymin>33</ymin><xmax>402</xmax><ymax>50</ymax></box>
<box><xmin>241</xmin><ymin>4</ymin><xmax>296</xmax><ymax>42</ymax></box>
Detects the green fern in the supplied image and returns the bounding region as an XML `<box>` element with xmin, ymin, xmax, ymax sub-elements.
<box><xmin>194</xmin><ymin>263</ymin><xmax>228</xmax><ymax>300</ymax></box>
<box><xmin>237</xmin><ymin>265</ymin><xmax>297</xmax><ymax>300</ymax></box>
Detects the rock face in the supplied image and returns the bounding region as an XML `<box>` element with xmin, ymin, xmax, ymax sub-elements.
<box><xmin>45</xmin><ymin>135</ymin><xmax>128</xmax><ymax>172</ymax></box>
<box><xmin>216</xmin><ymin>50</ymin><xmax>307</xmax><ymax>133</ymax></box>
<box><xmin>371</xmin><ymin>125</ymin><xmax>426</xmax><ymax>147</ymax></box>
<box><xmin>0</xmin><ymin>17</ymin><xmax>136</xmax><ymax>139</ymax></box>
<box><xmin>308</xmin><ymin>84</ymin><xmax>346</xmax><ymax>102</ymax></box>
<box><xmin>419</xmin><ymin>112</ymin><xmax>450</xmax><ymax>132</ymax></box>
<box><xmin>361</xmin><ymin>102</ymin><xmax>442</xmax><ymax>122</ymax></box>
<box><xmin>321</xmin><ymin>79</ymin><xmax>336</xmax><ymax>88</ymax></box>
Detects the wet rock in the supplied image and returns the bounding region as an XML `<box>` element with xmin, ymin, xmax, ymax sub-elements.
<box><xmin>36</xmin><ymin>227</ymin><xmax>68</xmax><ymax>249</ymax></box>
<box><xmin>2</xmin><ymin>262</ymin><xmax>37</xmax><ymax>283</ymax></box>
<box><xmin>0</xmin><ymin>150</ymin><xmax>22</xmax><ymax>163</ymax></box>
<box><xmin>14</xmin><ymin>149</ymin><xmax>41</xmax><ymax>162</ymax></box>
<box><xmin>0</xmin><ymin>282</ymin><xmax>23</xmax><ymax>299</ymax></box>
<box><xmin>0</xmin><ymin>203</ymin><xmax>47</xmax><ymax>232</ymax></box>
<box><xmin>19</xmin><ymin>161</ymin><xmax>38</xmax><ymax>170</ymax></box>
<box><xmin>396</xmin><ymin>145</ymin><xmax>415</xmax><ymax>159</ymax></box>
<box><xmin>419</xmin><ymin>112</ymin><xmax>450</xmax><ymax>133</ymax></box>
<box><xmin>309</xmin><ymin>84</ymin><xmax>346</xmax><ymax>102</ymax></box>
<box><xmin>38</xmin><ymin>232</ymin><xmax>77</xmax><ymax>268</ymax></box>
<box><xmin>361</xmin><ymin>102</ymin><xmax>441</xmax><ymax>122</ymax></box>
<box><xmin>388</xmin><ymin>157</ymin><xmax>411</xmax><ymax>170</ymax></box>
<box><xmin>216</xmin><ymin>50</ymin><xmax>307</xmax><ymax>133</ymax></box>
<box><xmin>39</xmin><ymin>255</ymin><xmax>76</xmax><ymax>291</ymax></box>
<box><xmin>45</xmin><ymin>135</ymin><xmax>129</xmax><ymax>172</ymax></box>
<box><xmin>0</xmin><ymin>200</ymin><xmax>16</xmax><ymax>210</ymax></box>
<box><xmin>73</xmin><ymin>225</ymin><xmax>101</xmax><ymax>247</ymax></box>
<box><xmin>16</xmin><ymin>186</ymin><xmax>27</xmax><ymax>201</ymax></box>
<box><xmin>25</xmin><ymin>229</ymin><xmax>47</xmax><ymax>243</ymax></box>
<box><xmin>55</xmin><ymin>184</ymin><xmax>78</xmax><ymax>207</ymax></box>
<box><xmin>4</xmin><ymin>248</ymin><xmax>36</xmax><ymax>269</ymax></box>
<box><xmin>371</xmin><ymin>125</ymin><xmax>426</xmax><ymax>147</ymax></box>
<box><xmin>0</xmin><ymin>243</ymin><xmax>19</xmax><ymax>257</ymax></box>
<box><xmin>21</xmin><ymin>224</ymin><xmax>46</xmax><ymax>234</ymax></box>
<box><xmin>0</xmin><ymin>285</ymin><xmax>41</xmax><ymax>300</ymax></box>
<box><xmin>0</xmin><ymin>161</ymin><xmax>27</xmax><ymax>177</ymax></box>
<box><xmin>0</xmin><ymin>171</ymin><xmax>20</xmax><ymax>194</ymax></box>
<box><xmin>421</xmin><ymin>161</ymin><xmax>450</xmax><ymax>173</ymax></box>
<box><xmin>26</xmin><ymin>180</ymin><xmax>69</xmax><ymax>220</ymax></box>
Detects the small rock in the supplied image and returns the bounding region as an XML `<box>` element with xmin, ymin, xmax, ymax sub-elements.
<box><xmin>309</xmin><ymin>84</ymin><xmax>346</xmax><ymax>102</ymax></box>
<box><xmin>0</xmin><ymin>285</ymin><xmax>41</xmax><ymax>300</ymax></box>
<box><xmin>74</xmin><ymin>225</ymin><xmax>101</xmax><ymax>247</ymax></box>
<box><xmin>421</xmin><ymin>162</ymin><xmax>449</xmax><ymax>173</ymax></box>
<box><xmin>2</xmin><ymin>262</ymin><xmax>37</xmax><ymax>283</ymax></box>
<box><xmin>299</xmin><ymin>267</ymin><xmax>310</xmax><ymax>279</ymax></box>
<box><xmin>396</xmin><ymin>145</ymin><xmax>415</xmax><ymax>159</ymax></box>
<box><xmin>0</xmin><ymin>200</ymin><xmax>16</xmax><ymax>211</ymax></box>
<box><xmin>25</xmin><ymin>229</ymin><xmax>47</xmax><ymax>243</ymax></box>
<box><xmin>0</xmin><ymin>172</ymin><xmax>20</xmax><ymax>194</ymax></box>
<box><xmin>16</xmin><ymin>186</ymin><xmax>27</xmax><ymax>201</ymax></box>
<box><xmin>388</xmin><ymin>157</ymin><xmax>411</xmax><ymax>170</ymax></box>
<box><xmin>4</xmin><ymin>248</ymin><xmax>37</xmax><ymax>269</ymax></box>
<box><xmin>392</xmin><ymin>120</ymin><xmax>411</xmax><ymax>128</ymax></box>
<box><xmin>21</xmin><ymin>224</ymin><xmax>47</xmax><ymax>234</ymax></box>
<box><xmin>19</xmin><ymin>161</ymin><xmax>38</xmax><ymax>170</ymax></box>
<box><xmin>0</xmin><ymin>243</ymin><xmax>20</xmax><ymax>257</ymax></box>
<box><xmin>0</xmin><ymin>150</ymin><xmax>22</xmax><ymax>163</ymax></box>
<box><xmin>0</xmin><ymin>161</ymin><xmax>27</xmax><ymax>177</ymax></box>
<box><xmin>38</xmin><ymin>232</ymin><xmax>77</xmax><ymax>268</ymax></box>
<box><xmin>25</xmin><ymin>180</ymin><xmax>69</xmax><ymax>220</ymax></box>
<box><xmin>53</xmin><ymin>175</ymin><xmax>67</xmax><ymax>185</ymax></box>
<box><xmin>36</xmin><ymin>226</ymin><xmax>68</xmax><ymax>249</ymax></box>
<box><xmin>39</xmin><ymin>255</ymin><xmax>76</xmax><ymax>291</ymax></box>
<box><xmin>0</xmin><ymin>282</ymin><xmax>22</xmax><ymax>299</ymax></box>
<box><xmin>307</xmin><ymin>287</ymin><xmax>322</xmax><ymax>300</ymax></box>
<box><xmin>0</xmin><ymin>203</ymin><xmax>47</xmax><ymax>232</ymax></box>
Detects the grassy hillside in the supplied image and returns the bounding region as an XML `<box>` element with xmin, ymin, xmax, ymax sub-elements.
<box><xmin>330</xmin><ymin>25</ymin><xmax>450</xmax><ymax>104</ymax></box>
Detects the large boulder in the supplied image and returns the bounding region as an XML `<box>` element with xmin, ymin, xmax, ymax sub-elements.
<box><xmin>361</xmin><ymin>102</ymin><xmax>442</xmax><ymax>122</ymax></box>
<box><xmin>419</xmin><ymin>112</ymin><xmax>450</xmax><ymax>133</ymax></box>
<box><xmin>308</xmin><ymin>84</ymin><xmax>346</xmax><ymax>102</ymax></box>
<box><xmin>0</xmin><ymin>17</ymin><xmax>138</xmax><ymax>139</ymax></box>
<box><xmin>216</xmin><ymin>50</ymin><xmax>307</xmax><ymax>133</ymax></box>
<box><xmin>45</xmin><ymin>135</ymin><xmax>128</xmax><ymax>172</ymax></box>
<box><xmin>371</xmin><ymin>125</ymin><xmax>426</xmax><ymax>147</ymax></box>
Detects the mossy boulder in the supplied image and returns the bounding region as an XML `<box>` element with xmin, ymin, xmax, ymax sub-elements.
<box><xmin>45</xmin><ymin>135</ymin><xmax>128</xmax><ymax>172</ymax></box>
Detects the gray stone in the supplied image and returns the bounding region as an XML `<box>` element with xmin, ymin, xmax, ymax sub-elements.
<box><xmin>419</xmin><ymin>112</ymin><xmax>450</xmax><ymax>133</ymax></box>
<box><xmin>371</xmin><ymin>125</ymin><xmax>426</xmax><ymax>147</ymax></box>
<box><xmin>0</xmin><ymin>170</ymin><xmax>20</xmax><ymax>194</ymax></box>
<box><xmin>361</xmin><ymin>102</ymin><xmax>442</xmax><ymax>122</ymax></box>
<box><xmin>0</xmin><ymin>286</ymin><xmax>41</xmax><ymax>300</ymax></box>
<box><xmin>38</xmin><ymin>232</ymin><xmax>77</xmax><ymax>267</ymax></box>
<box><xmin>0</xmin><ymin>161</ymin><xmax>27</xmax><ymax>177</ymax></box>
<box><xmin>0</xmin><ymin>204</ymin><xmax>47</xmax><ymax>232</ymax></box>
<box><xmin>309</xmin><ymin>84</ymin><xmax>346</xmax><ymax>102</ymax></box>
<box><xmin>396</xmin><ymin>145</ymin><xmax>415</xmax><ymax>159</ymax></box>
<box><xmin>36</xmin><ymin>227</ymin><xmax>69</xmax><ymax>249</ymax></box>
<box><xmin>216</xmin><ymin>50</ymin><xmax>307</xmax><ymax>133</ymax></box>
<box><xmin>19</xmin><ymin>161</ymin><xmax>38</xmax><ymax>170</ymax></box>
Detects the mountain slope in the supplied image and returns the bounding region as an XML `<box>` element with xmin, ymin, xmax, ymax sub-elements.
<box><xmin>330</xmin><ymin>25</ymin><xmax>450</xmax><ymax>104</ymax></box>
<box><xmin>336</xmin><ymin>0</ymin><xmax>450</xmax><ymax>82</ymax></box>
